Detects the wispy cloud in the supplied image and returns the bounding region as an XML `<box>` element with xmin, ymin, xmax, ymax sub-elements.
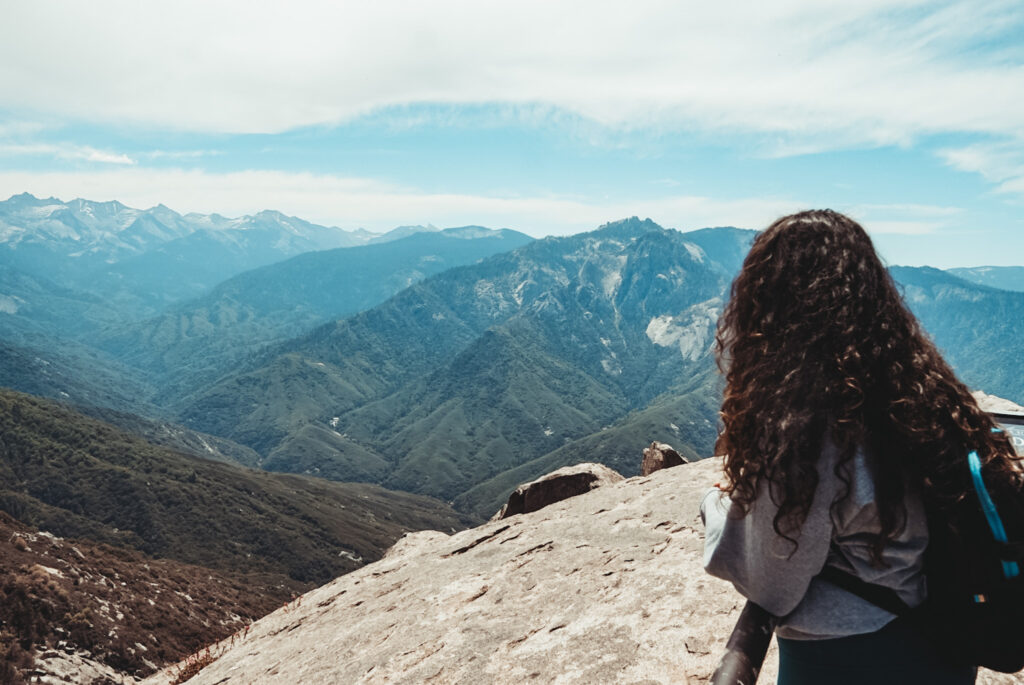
<box><xmin>842</xmin><ymin>201</ymin><xmax>964</xmax><ymax>235</ymax></box>
<box><xmin>143</xmin><ymin>149</ymin><xmax>221</xmax><ymax>160</ymax></box>
<box><xmin>0</xmin><ymin>120</ymin><xmax>50</xmax><ymax>138</ymax></box>
<box><xmin>938</xmin><ymin>138</ymin><xmax>1024</xmax><ymax>199</ymax></box>
<box><xmin>859</xmin><ymin>221</ymin><xmax>942</xmax><ymax>235</ymax></box>
<box><xmin>1</xmin><ymin>1</ymin><xmax>1022</xmax><ymax>151</ymax></box>
<box><xmin>0</xmin><ymin>143</ymin><xmax>135</xmax><ymax>165</ymax></box>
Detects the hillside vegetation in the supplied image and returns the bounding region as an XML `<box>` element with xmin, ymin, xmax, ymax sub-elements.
<box><xmin>0</xmin><ymin>511</ymin><xmax>289</xmax><ymax>683</ymax></box>
<box><xmin>176</xmin><ymin>220</ymin><xmax>754</xmax><ymax>514</ymax></box>
<box><xmin>91</xmin><ymin>228</ymin><xmax>533</xmax><ymax>399</ymax></box>
<box><xmin>0</xmin><ymin>390</ymin><xmax>471</xmax><ymax>586</ymax></box>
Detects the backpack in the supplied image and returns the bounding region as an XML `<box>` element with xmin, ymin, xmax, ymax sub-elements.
<box><xmin>821</xmin><ymin>412</ymin><xmax>1024</xmax><ymax>674</ymax></box>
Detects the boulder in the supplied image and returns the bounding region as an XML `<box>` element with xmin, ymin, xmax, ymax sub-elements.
<box><xmin>641</xmin><ymin>441</ymin><xmax>689</xmax><ymax>475</ymax></box>
<box><xmin>493</xmin><ymin>462</ymin><xmax>624</xmax><ymax>520</ymax></box>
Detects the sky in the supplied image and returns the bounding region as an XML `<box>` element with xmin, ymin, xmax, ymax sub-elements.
<box><xmin>2</xmin><ymin>1</ymin><xmax>1024</xmax><ymax>267</ymax></box>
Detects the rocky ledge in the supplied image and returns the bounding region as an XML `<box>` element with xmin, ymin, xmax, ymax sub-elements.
<box><xmin>144</xmin><ymin>447</ymin><xmax>1021</xmax><ymax>684</ymax></box>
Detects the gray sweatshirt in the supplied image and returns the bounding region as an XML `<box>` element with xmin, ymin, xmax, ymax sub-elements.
<box><xmin>700</xmin><ymin>439</ymin><xmax>929</xmax><ymax>640</ymax></box>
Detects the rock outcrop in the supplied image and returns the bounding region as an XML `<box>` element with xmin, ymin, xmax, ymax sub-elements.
<box><xmin>641</xmin><ymin>441</ymin><xmax>689</xmax><ymax>476</ymax></box>
<box><xmin>975</xmin><ymin>390</ymin><xmax>1024</xmax><ymax>415</ymax></box>
<box><xmin>493</xmin><ymin>462</ymin><xmax>624</xmax><ymax>520</ymax></box>
<box><xmin>142</xmin><ymin>455</ymin><xmax>1023</xmax><ymax>685</ymax></box>
<box><xmin>144</xmin><ymin>398</ymin><xmax>1024</xmax><ymax>685</ymax></box>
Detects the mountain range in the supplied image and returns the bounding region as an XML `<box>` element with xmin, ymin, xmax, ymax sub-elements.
<box><xmin>2</xmin><ymin>194</ymin><xmax>1023</xmax><ymax>683</ymax></box>
<box><xmin>0</xmin><ymin>194</ymin><xmax>369</xmax><ymax>316</ymax></box>
<box><xmin>91</xmin><ymin>227</ymin><xmax>532</xmax><ymax>400</ymax></box>
<box><xmin>169</xmin><ymin>220</ymin><xmax>753</xmax><ymax>513</ymax></box>
<box><xmin>167</xmin><ymin>218</ymin><xmax>1024</xmax><ymax>518</ymax></box>
<box><xmin>3</xmin><ymin>199</ymin><xmax>1022</xmax><ymax>522</ymax></box>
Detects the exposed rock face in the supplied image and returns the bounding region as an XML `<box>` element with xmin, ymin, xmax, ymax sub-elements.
<box><xmin>975</xmin><ymin>390</ymin><xmax>1024</xmax><ymax>415</ymax></box>
<box><xmin>144</xmin><ymin>460</ymin><xmax>731</xmax><ymax>684</ymax></box>
<box><xmin>641</xmin><ymin>441</ymin><xmax>689</xmax><ymax>476</ymax></box>
<box><xmin>144</xmin><ymin>458</ymin><xmax>1022</xmax><ymax>685</ymax></box>
<box><xmin>493</xmin><ymin>462</ymin><xmax>624</xmax><ymax>520</ymax></box>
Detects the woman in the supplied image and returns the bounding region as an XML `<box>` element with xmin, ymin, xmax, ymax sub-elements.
<box><xmin>700</xmin><ymin>210</ymin><xmax>1019</xmax><ymax>684</ymax></box>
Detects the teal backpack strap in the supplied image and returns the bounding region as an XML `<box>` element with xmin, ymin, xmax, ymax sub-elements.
<box><xmin>967</xmin><ymin>448</ymin><xmax>1020</xmax><ymax>579</ymax></box>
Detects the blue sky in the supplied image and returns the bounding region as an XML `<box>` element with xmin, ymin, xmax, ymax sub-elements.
<box><xmin>2</xmin><ymin>1</ymin><xmax>1024</xmax><ymax>267</ymax></box>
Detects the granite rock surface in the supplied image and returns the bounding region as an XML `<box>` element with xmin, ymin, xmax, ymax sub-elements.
<box><xmin>145</xmin><ymin>411</ymin><xmax>1024</xmax><ymax>684</ymax></box>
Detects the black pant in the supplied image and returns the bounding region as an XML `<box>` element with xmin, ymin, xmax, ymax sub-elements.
<box><xmin>776</xmin><ymin>617</ymin><xmax>977</xmax><ymax>685</ymax></box>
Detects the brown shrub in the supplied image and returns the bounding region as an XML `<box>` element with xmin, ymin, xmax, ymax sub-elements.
<box><xmin>0</xmin><ymin>637</ymin><xmax>32</xmax><ymax>685</ymax></box>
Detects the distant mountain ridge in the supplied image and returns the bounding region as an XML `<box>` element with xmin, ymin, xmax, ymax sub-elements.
<box><xmin>891</xmin><ymin>266</ymin><xmax>1024</xmax><ymax>405</ymax></box>
<box><xmin>948</xmin><ymin>265</ymin><xmax>1024</xmax><ymax>292</ymax></box>
<box><xmin>0</xmin><ymin>193</ymin><xmax>443</xmax><ymax>316</ymax></box>
<box><xmin>89</xmin><ymin>227</ymin><xmax>533</xmax><ymax>398</ymax></box>
<box><xmin>0</xmin><ymin>193</ymin><xmax>533</xmax><ymax>416</ymax></box>
<box><xmin>0</xmin><ymin>192</ymin><xmax>365</xmax><ymax>261</ymax></box>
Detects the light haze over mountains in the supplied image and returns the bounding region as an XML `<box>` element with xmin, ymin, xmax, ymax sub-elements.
<box><xmin>1</xmin><ymin>191</ymin><xmax>1022</xmax><ymax>681</ymax></box>
<box><xmin>2</xmin><ymin>193</ymin><xmax>1021</xmax><ymax>519</ymax></box>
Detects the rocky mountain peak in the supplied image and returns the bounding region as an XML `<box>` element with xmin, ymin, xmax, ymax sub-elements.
<box><xmin>4</xmin><ymin>191</ymin><xmax>57</xmax><ymax>207</ymax></box>
<box><xmin>593</xmin><ymin>215</ymin><xmax>665</xmax><ymax>240</ymax></box>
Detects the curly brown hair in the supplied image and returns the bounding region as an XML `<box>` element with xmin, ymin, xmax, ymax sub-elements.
<box><xmin>714</xmin><ymin>209</ymin><xmax>1021</xmax><ymax>562</ymax></box>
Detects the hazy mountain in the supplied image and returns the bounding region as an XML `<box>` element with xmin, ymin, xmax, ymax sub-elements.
<box><xmin>0</xmin><ymin>264</ymin><xmax>129</xmax><ymax>339</ymax></box>
<box><xmin>0</xmin><ymin>193</ymin><xmax>194</xmax><ymax>270</ymax></box>
<box><xmin>176</xmin><ymin>218</ymin><xmax>733</xmax><ymax>506</ymax></box>
<box><xmin>0</xmin><ymin>389</ymin><xmax>470</xmax><ymax>586</ymax></box>
<box><xmin>892</xmin><ymin>266</ymin><xmax>1024</xmax><ymax>404</ymax></box>
<box><xmin>0</xmin><ymin>193</ymin><xmax>373</xmax><ymax>315</ymax></box>
<box><xmin>677</xmin><ymin>226</ymin><xmax>757</xmax><ymax>275</ymax></box>
<box><xmin>90</xmin><ymin>227</ymin><xmax>533</xmax><ymax>397</ymax></box>
<box><xmin>0</xmin><ymin>337</ymin><xmax>158</xmax><ymax>415</ymax></box>
<box><xmin>369</xmin><ymin>223</ymin><xmax>440</xmax><ymax>242</ymax></box>
<box><xmin>947</xmin><ymin>265</ymin><xmax>1024</xmax><ymax>292</ymax></box>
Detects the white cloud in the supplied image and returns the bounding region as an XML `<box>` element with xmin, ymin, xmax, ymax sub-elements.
<box><xmin>0</xmin><ymin>143</ymin><xmax>135</xmax><ymax>165</ymax></box>
<box><xmin>938</xmin><ymin>139</ymin><xmax>1024</xmax><ymax>197</ymax></box>
<box><xmin>143</xmin><ymin>149</ymin><xmax>221</xmax><ymax>160</ymax></box>
<box><xmin>1</xmin><ymin>0</ymin><xmax>1022</xmax><ymax>149</ymax></box>
<box><xmin>840</xmin><ymin>201</ymin><xmax>963</xmax><ymax>235</ymax></box>
<box><xmin>938</xmin><ymin>141</ymin><xmax>1024</xmax><ymax>182</ymax></box>
<box><xmin>856</xmin><ymin>220</ymin><xmax>940</xmax><ymax>235</ymax></box>
<box><xmin>0</xmin><ymin>121</ymin><xmax>50</xmax><ymax>138</ymax></box>
<box><xmin>0</xmin><ymin>167</ymin><xmax>944</xmax><ymax>239</ymax></box>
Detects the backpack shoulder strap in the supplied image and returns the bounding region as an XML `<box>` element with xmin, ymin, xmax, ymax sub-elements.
<box><xmin>818</xmin><ymin>565</ymin><xmax>914</xmax><ymax>616</ymax></box>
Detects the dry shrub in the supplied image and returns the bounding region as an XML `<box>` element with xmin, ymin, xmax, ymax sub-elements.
<box><xmin>0</xmin><ymin>636</ymin><xmax>33</xmax><ymax>685</ymax></box>
<box><xmin>168</xmin><ymin>644</ymin><xmax>222</xmax><ymax>685</ymax></box>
